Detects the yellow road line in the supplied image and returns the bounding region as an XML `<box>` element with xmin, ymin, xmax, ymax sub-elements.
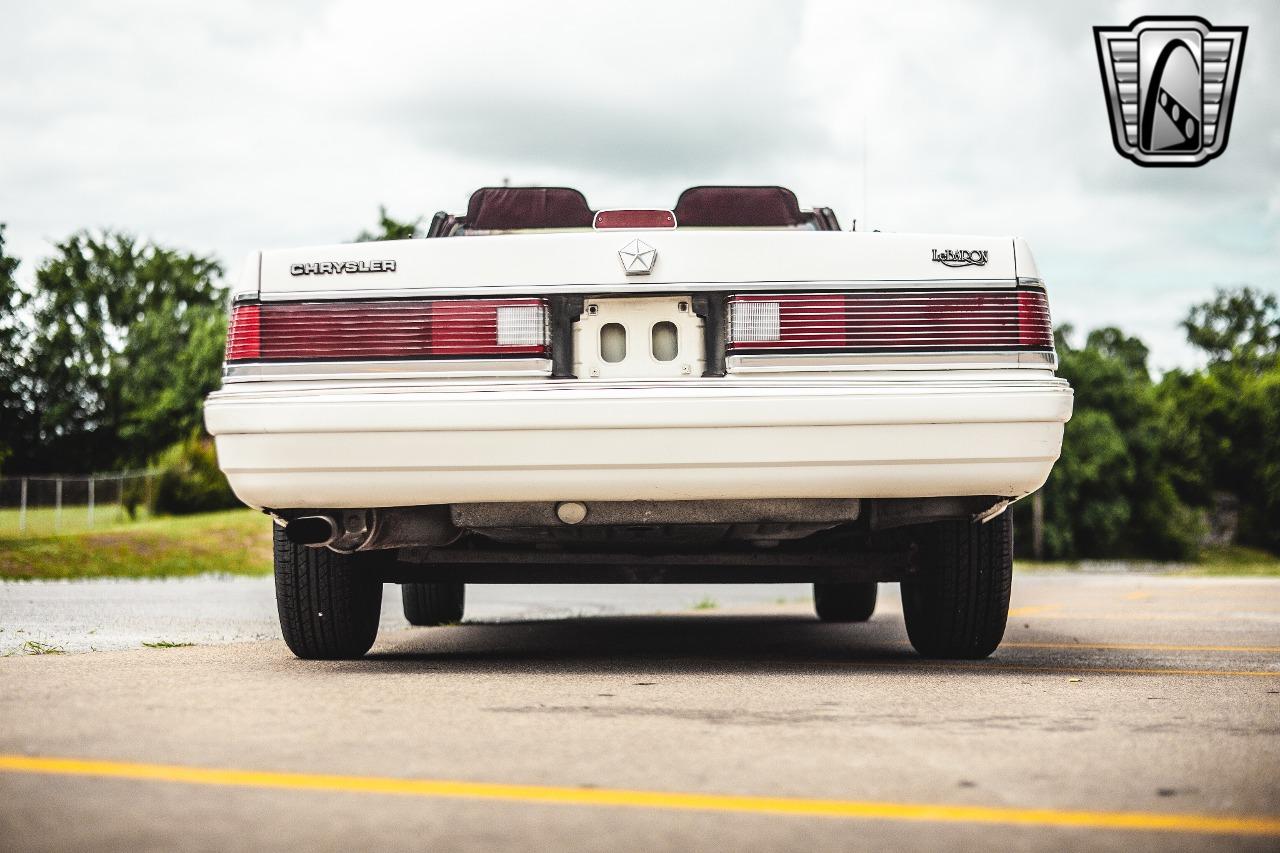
<box><xmin>1001</xmin><ymin>641</ymin><xmax>1280</xmax><ymax>654</ymax></box>
<box><xmin>1000</xmin><ymin>604</ymin><xmax>1275</xmax><ymax>622</ymax></box>
<box><xmin>1</xmin><ymin>755</ymin><xmax>1277</xmax><ymax>838</ymax></box>
<box><xmin>803</xmin><ymin>659</ymin><xmax>1279</xmax><ymax>678</ymax></box>
<box><xmin>962</xmin><ymin>664</ymin><xmax>1278</xmax><ymax>677</ymax></box>
<box><xmin>1011</xmin><ymin>613</ymin><xmax>1241</xmax><ymax>622</ymax></box>
<box><xmin>1007</xmin><ymin>604</ymin><xmax>1062</xmax><ymax>617</ymax></box>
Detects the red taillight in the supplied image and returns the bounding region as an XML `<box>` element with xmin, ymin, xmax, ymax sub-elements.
<box><xmin>226</xmin><ymin>303</ymin><xmax>261</xmax><ymax>361</ymax></box>
<box><xmin>1016</xmin><ymin>290</ymin><xmax>1054</xmax><ymax>348</ymax></box>
<box><xmin>592</xmin><ymin>209</ymin><xmax>677</xmax><ymax>229</ymax></box>
<box><xmin>727</xmin><ymin>290</ymin><xmax>1053</xmax><ymax>352</ymax></box>
<box><xmin>224</xmin><ymin>298</ymin><xmax>548</xmax><ymax>362</ymax></box>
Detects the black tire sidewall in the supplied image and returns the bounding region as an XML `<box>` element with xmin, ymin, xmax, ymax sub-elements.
<box><xmin>273</xmin><ymin>525</ymin><xmax>385</xmax><ymax>660</ymax></box>
<box><xmin>901</xmin><ymin>513</ymin><xmax>1012</xmax><ymax>659</ymax></box>
<box><xmin>814</xmin><ymin>582</ymin><xmax>878</xmax><ymax>622</ymax></box>
<box><xmin>401</xmin><ymin>582</ymin><xmax>465</xmax><ymax>626</ymax></box>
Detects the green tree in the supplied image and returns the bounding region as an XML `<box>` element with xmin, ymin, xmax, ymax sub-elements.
<box><xmin>1016</xmin><ymin>324</ymin><xmax>1202</xmax><ymax>560</ymax></box>
<box><xmin>116</xmin><ymin>300</ymin><xmax>228</xmax><ymax>465</ymax></box>
<box><xmin>18</xmin><ymin>231</ymin><xmax>226</xmax><ymax>472</ymax></box>
<box><xmin>148</xmin><ymin>432</ymin><xmax>240</xmax><ymax>515</ymax></box>
<box><xmin>1182</xmin><ymin>287</ymin><xmax>1279</xmax><ymax>369</ymax></box>
<box><xmin>1167</xmin><ymin>286</ymin><xmax>1280</xmax><ymax>551</ymax></box>
<box><xmin>0</xmin><ymin>224</ymin><xmax>24</xmax><ymax>471</ymax></box>
<box><xmin>354</xmin><ymin>205</ymin><xmax>422</xmax><ymax>242</ymax></box>
<box><xmin>1034</xmin><ymin>408</ymin><xmax>1132</xmax><ymax>558</ymax></box>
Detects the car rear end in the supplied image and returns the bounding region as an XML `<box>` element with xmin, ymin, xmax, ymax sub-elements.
<box><xmin>204</xmin><ymin>186</ymin><xmax>1072</xmax><ymax>661</ymax></box>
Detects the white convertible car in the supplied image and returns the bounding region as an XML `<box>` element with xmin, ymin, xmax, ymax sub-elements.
<box><xmin>205</xmin><ymin>186</ymin><xmax>1072</xmax><ymax>660</ymax></box>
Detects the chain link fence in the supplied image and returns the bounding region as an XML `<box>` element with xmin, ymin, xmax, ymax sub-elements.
<box><xmin>0</xmin><ymin>470</ymin><xmax>160</xmax><ymax>537</ymax></box>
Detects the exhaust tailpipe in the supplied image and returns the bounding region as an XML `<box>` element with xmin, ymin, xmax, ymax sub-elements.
<box><xmin>283</xmin><ymin>515</ymin><xmax>338</xmax><ymax>547</ymax></box>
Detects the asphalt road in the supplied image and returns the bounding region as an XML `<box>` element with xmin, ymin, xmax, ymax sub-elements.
<box><xmin>0</xmin><ymin>578</ymin><xmax>814</xmax><ymax>654</ymax></box>
<box><xmin>1</xmin><ymin>574</ymin><xmax>1278</xmax><ymax>852</ymax></box>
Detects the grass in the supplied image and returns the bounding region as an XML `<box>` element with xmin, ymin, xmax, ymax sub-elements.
<box><xmin>0</xmin><ymin>505</ymin><xmax>153</xmax><ymax>538</ymax></box>
<box><xmin>692</xmin><ymin>596</ymin><xmax>718</xmax><ymax>610</ymax></box>
<box><xmin>1179</xmin><ymin>545</ymin><xmax>1280</xmax><ymax>577</ymax></box>
<box><xmin>1015</xmin><ymin>545</ymin><xmax>1280</xmax><ymax>577</ymax></box>
<box><xmin>0</xmin><ymin>508</ymin><xmax>272</xmax><ymax>580</ymax></box>
<box><xmin>15</xmin><ymin>640</ymin><xmax>66</xmax><ymax>655</ymax></box>
<box><xmin>142</xmin><ymin>640</ymin><xmax>196</xmax><ymax>648</ymax></box>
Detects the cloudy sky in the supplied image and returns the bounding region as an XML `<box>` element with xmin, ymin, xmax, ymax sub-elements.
<box><xmin>2</xmin><ymin>0</ymin><xmax>1276</xmax><ymax>369</ymax></box>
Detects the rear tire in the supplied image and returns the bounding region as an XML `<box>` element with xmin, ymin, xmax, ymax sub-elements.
<box><xmin>273</xmin><ymin>525</ymin><xmax>385</xmax><ymax>660</ymax></box>
<box><xmin>901</xmin><ymin>512</ymin><xmax>1012</xmax><ymax>659</ymax></box>
<box><xmin>813</xmin><ymin>582</ymin><xmax>877</xmax><ymax>622</ymax></box>
<box><xmin>401</xmin><ymin>582</ymin><xmax>465</xmax><ymax>626</ymax></box>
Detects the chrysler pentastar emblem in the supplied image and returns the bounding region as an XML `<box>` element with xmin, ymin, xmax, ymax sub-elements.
<box><xmin>1094</xmin><ymin>16</ymin><xmax>1247</xmax><ymax>167</ymax></box>
<box><xmin>618</xmin><ymin>239</ymin><xmax>657</xmax><ymax>275</ymax></box>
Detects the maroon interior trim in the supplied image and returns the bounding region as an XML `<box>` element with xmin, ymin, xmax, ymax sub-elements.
<box><xmin>673</xmin><ymin>186</ymin><xmax>805</xmax><ymax>227</ymax></box>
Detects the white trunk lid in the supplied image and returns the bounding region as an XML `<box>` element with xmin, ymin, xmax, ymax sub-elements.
<box><xmin>250</xmin><ymin>231</ymin><xmax>1034</xmax><ymax>300</ymax></box>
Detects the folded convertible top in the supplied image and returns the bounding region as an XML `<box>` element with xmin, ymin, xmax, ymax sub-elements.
<box><xmin>465</xmin><ymin>187</ymin><xmax>595</xmax><ymax>231</ymax></box>
<box><xmin>672</xmin><ymin>186</ymin><xmax>804</xmax><ymax>227</ymax></box>
<box><xmin>431</xmin><ymin>185</ymin><xmax>836</xmax><ymax>235</ymax></box>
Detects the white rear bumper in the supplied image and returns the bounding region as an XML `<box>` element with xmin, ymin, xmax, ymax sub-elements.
<box><xmin>204</xmin><ymin>377</ymin><xmax>1073</xmax><ymax>509</ymax></box>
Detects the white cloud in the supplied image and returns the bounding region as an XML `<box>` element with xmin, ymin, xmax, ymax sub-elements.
<box><xmin>1</xmin><ymin>0</ymin><xmax>1276</xmax><ymax>369</ymax></box>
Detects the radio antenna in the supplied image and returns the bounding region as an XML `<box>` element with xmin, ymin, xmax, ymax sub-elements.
<box><xmin>862</xmin><ymin>112</ymin><xmax>870</xmax><ymax>228</ymax></box>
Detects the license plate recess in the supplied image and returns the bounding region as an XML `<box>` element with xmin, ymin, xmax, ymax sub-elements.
<box><xmin>572</xmin><ymin>296</ymin><xmax>704</xmax><ymax>380</ymax></box>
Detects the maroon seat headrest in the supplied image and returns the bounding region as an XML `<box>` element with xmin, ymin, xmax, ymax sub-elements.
<box><xmin>673</xmin><ymin>186</ymin><xmax>805</xmax><ymax>227</ymax></box>
<box><xmin>465</xmin><ymin>187</ymin><xmax>595</xmax><ymax>231</ymax></box>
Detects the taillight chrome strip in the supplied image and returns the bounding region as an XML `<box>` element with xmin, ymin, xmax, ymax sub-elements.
<box><xmin>727</xmin><ymin>290</ymin><xmax>1053</xmax><ymax>352</ymax></box>
<box><xmin>225</xmin><ymin>298</ymin><xmax>550</xmax><ymax>363</ymax></box>
<box><xmin>726</xmin><ymin>350</ymin><xmax>1058</xmax><ymax>374</ymax></box>
<box><xmin>222</xmin><ymin>357</ymin><xmax>554</xmax><ymax>382</ymax></box>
